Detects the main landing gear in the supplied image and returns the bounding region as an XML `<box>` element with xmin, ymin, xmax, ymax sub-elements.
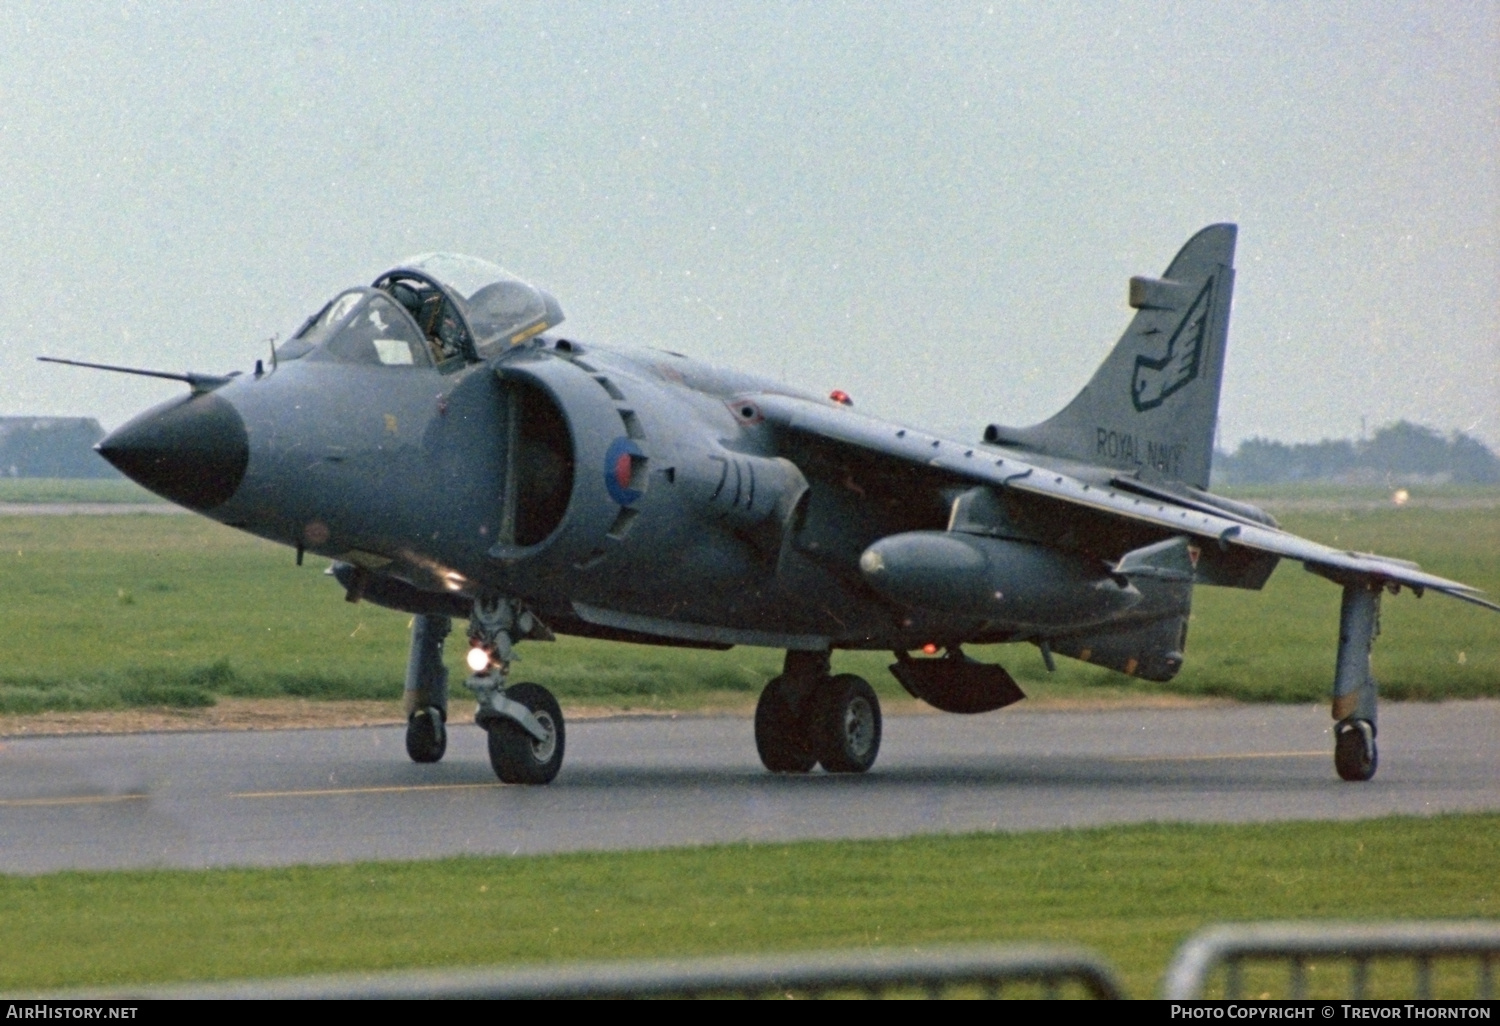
<box><xmin>754</xmin><ymin>650</ymin><xmax>882</xmax><ymax>774</ymax></box>
<box><xmin>1330</xmin><ymin>580</ymin><xmax>1382</xmax><ymax>782</ymax></box>
<box><xmin>402</xmin><ymin>596</ymin><xmax>564</xmax><ymax>784</ymax></box>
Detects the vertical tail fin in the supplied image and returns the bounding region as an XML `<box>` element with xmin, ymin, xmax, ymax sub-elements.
<box><xmin>984</xmin><ymin>224</ymin><xmax>1237</xmax><ymax>489</ymax></box>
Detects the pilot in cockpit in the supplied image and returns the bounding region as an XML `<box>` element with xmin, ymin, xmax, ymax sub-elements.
<box><xmin>387</xmin><ymin>282</ymin><xmax>457</xmax><ymax>365</ymax></box>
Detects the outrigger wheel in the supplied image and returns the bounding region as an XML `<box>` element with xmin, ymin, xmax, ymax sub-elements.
<box><xmin>485</xmin><ymin>682</ymin><xmax>565</xmax><ymax>784</ymax></box>
<box><xmin>1334</xmin><ymin>719</ymin><xmax>1377</xmax><ymax>782</ymax></box>
<box><xmin>405</xmin><ymin>706</ymin><xmax>447</xmax><ymax>763</ymax></box>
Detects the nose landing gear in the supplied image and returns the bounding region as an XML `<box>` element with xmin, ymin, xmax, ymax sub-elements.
<box><xmin>465</xmin><ymin>594</ymin><xmax>565</xmax><ymax>785</ymax></box>
<box><xmin>484</xmin><ymin>681</ymin><xmax>565</xmax><ymax>784</ymax></box>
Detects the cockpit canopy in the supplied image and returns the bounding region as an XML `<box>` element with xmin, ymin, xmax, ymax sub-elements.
<box><xmin>278</xmin><ymin>255</ymin><xmax>564</xmax><ymax>368</ymax></box>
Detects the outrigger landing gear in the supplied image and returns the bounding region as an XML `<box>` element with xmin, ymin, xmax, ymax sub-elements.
<box><xmin>754</xmin><ymin>650</ymin><xmax>882</xmax><ymax>775</ymax></box>
<box><xmin>404</xmin><ymin>614</ymin><xmax>452</xmax><ymax>763</ymax></box>
<box><xmin>465</xmin><ymin>594</ymin><xmax>564</xmax><ymax>785</ymax></box>
<box><xmin>1331</xmin><ymin>581</ymin><xmax>1381</xmax><ymax>782</ymax></box>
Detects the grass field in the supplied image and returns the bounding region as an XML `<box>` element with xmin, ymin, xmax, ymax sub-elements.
<box><xmin>0</xmin><ymin>478</ymin><xmax>162</xmax><ymax>504</ymax></box>
<box><xmin>1</xmin><ymin>814</ymin><xmax>1494</xmax><ymax>997</ymax></box>
<box><xmin>0</xmin><ymin>490</ymin><xmax>1495</xmax><ymax>713</ymax></box>
<box><xmin>2</xmin><ymin>486</ymin><xmax>1495</xmax><ymax>1000</ymax></box>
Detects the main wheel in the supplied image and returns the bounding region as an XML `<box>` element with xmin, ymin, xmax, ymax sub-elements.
<box><xmin>815</xmin><ymin>674</ymin><xmax>882</xmax><ymax>774</ymax></box>
<box><xmin>405</xmin><ymin>705</ymin><xmax>447</xmax><ymax>763</ymax></box>
<box><xmin>486</xmin><ymin>682</ymin><xmax>565</xmax><ymax>784</ymax></box>
<box><xmin>1334</xmin><ymin>719</ymin><xmax>1377</xmax><ymax>782</ymax></box>
<box><xmin>755</xmin><ymin>674</ymin><xmax>816</xmax><ymax>773</ymax></box>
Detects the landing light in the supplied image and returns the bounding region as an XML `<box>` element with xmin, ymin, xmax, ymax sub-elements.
<box><xmin>466</xmin><ymin>646</ymin><xmax>492</xmax><ymax>673</ymax></box>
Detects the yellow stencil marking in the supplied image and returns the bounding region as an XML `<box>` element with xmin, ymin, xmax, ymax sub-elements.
<box><xmin>1115</xmin><ymin>751</ymin><xmax>1325</xmax><ymax>763</ymax></box>
<box><xmin>0</xmin><ymin>794</ymin><xmax>148</xmax><ymax>808</ymax></box>
<box><xmin>231</xmin><ymin>782</ymin><xmax>507</xmax><ymax>799</ymax></box>
<box><xmin>509</xmin><ymin>320</ymin><xmax>549</xmax><ymax>344</ymax></box>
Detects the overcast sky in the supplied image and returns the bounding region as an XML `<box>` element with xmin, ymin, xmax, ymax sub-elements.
<box><xmin>3</xmin><ymin>1</ymin><xmax>1496</xmax><ymax>450</ymax></box>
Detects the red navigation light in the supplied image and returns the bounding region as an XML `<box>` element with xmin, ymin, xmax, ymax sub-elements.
<box><xmin>829</xmin><ymin>389</ymin><xmax>853</xmax><ymax>406</ymax></box>
<box><xmin>921</xmin><ymin>642</ymin><xmax>938</xmax><ymax>655</ymax></box>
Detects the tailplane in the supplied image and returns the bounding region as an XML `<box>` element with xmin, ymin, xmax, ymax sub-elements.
<box><xmin>984</xmin><ymin>224</ymin><xmax>1237</xmax><ymax>489</ymax></box>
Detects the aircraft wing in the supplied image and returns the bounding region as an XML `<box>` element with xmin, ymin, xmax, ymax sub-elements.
<box><xmin>755</xmin><ymin>393</ymin><xmax>1500</xmax><ymax>611</ymax></box>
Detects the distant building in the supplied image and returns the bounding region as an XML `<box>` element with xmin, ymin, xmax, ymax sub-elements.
<box><xmin>0</xmin><ymin>417</ymin><xmax>120</xmax><ymax>478</ymax></box>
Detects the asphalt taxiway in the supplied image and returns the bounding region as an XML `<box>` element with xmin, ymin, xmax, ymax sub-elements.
<box><xmin>2</xmin><ymin>702</ymin><xmax>1497</xmax><ymax>874</ymax></box>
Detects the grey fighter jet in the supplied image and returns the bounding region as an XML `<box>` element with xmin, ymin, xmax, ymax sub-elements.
<box><xmin>46</xmin><ymin>227</ymin><xmax>1497</xmax><ymax>785</ymax></box>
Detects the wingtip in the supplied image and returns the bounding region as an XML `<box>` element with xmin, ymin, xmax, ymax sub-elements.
<box><xmin>1438</xmin><ymin>588</ymin><xmax>1500</xmax><ymax>614</ymax></box>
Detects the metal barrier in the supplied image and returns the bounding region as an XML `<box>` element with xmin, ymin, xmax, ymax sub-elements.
<box><xmin>115</xmin><ymin>945</ymin><xmax>1125</xmax><ymax>1000</ymax></box>
<box><xmin>1163</xmin><ymin>921</ymin><xmax>1500</xmax><ymax>1000</ymax></box>
<box><xmin>43</xmin><ymin>922</ymin><xmax>1500</xmax><ymax>1000</ymax></box>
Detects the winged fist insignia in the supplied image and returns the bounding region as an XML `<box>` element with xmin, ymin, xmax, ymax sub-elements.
<box><xmin>1131</xmin><ymin>278</ymin><xmax>1212</xmax><ymax>412</ymax></box>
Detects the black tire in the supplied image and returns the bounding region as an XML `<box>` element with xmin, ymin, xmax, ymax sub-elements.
<box><xmin>754</xmin><ymin>675</ymin><xmax>816</xmax><ymax>773</ymax></box>
<box><xmin>815</xmin><ymin>674</ymin><xmax>882</xmax><ymax>774</ymax></box>
<box><xmin>405</xmin><ymin>706</ymin><xmax>447</xmax><ymax>763</ymax></box>
<box><xmin>486</xmin><ymin>683</ymin><xmax>565</xmax><ymax>785</ymax></box>
<box><xmin>1334</xmin><ymin>719</ymin><xmax>1377</xmax><ymax>782</ymax></box>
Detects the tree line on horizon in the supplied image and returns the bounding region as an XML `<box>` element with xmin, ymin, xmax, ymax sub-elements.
<box><xmin>0</xmin><ymin>417</ymin><xmax>117</xmax><ymax>479</ymax></box>
<box><xmin>1212</xmin><ymin>420</ymin><xmax>1500</xmax><ymax>487</ymax></box>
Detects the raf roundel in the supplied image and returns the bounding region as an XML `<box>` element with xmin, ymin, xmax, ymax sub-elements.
<box><xmin>603</xmin><ymin>436</ymin><xmax>644</xmax><ymax>506</ymax></box>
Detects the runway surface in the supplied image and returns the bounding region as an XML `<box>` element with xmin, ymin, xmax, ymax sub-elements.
<box><xmin>2</xmin><ymin>702</ymin><xmax>1497</xmax><ymax>874</ymax></box>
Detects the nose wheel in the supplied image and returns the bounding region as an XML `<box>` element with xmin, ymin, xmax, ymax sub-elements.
<box><xmin>484</xmin><ymin>682</ymin><xmax>565</xmax><ymax>784</ymax></box>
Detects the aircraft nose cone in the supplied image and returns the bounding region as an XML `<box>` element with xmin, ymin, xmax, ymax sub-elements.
<box><xmin>98</xmin><ymin>392</ymin><xmax>249</xmax><ymax>510</ymax></box>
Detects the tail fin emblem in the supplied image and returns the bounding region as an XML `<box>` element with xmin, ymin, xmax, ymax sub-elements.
<box><xmin>1131</xmin><ymin>278</ymin><xmax>1213</xmax><ymax>412</ymax></box>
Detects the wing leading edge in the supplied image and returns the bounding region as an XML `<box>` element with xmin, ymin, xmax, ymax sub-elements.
<box><xmin>755</xmin><ymin>393</ymin><xmax>1499</xmax><ymax>611</ymax></box>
